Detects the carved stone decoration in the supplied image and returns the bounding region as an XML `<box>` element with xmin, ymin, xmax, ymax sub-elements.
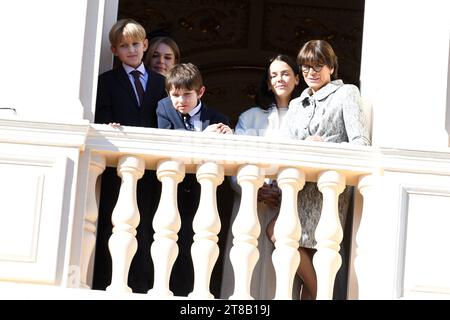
<box><xmin>119</xmin><ymin>0</ymin><xmax>250</xmax><ymax>56</ymax></box>
<box><xmin>262</xmin><ymin>2</ymin><xmax>364</xmax><ymax>85</ymax></box>
<box><xmin>200</xmin><ymin>65</ymin><xmax>264</xmax><ymax>126</ymax></box>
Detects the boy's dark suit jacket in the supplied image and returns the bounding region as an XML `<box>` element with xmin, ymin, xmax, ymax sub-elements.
<box><xmin>156</xmin><ymin>97</ymin><xmax>233</xmax><ymax>297</ymax></box>
<box><xmin>95</xmin><ymin>65</ymin><xmax>166</xmax><ymax>127</ymax></box>
<box><xmin>93</xmin><ymin>66</ymin><xmax>167</xmax><ymax>294</ymax></box>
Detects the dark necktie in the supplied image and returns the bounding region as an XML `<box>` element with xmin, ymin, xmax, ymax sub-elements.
<box><xmin>181</xmin><ymin>113</ymin><xmax>195</xmax><ymax>131</ymax></box>
<box><xmin>130</xmin><ymin>70</ymin><xmax>145</xmax><ymax>106</ymax></box>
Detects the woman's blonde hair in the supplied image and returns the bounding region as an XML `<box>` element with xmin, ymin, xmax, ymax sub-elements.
<box><xmin>144</xmin><ymin>36</ymin><xmax>181</xmax><ymax>67</ymax></box>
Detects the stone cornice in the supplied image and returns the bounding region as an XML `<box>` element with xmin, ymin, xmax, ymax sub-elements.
<box><xmin>378</xmin><ymin>147</ymin><xmax>450</xmax><ymax>176</ymax></box>
<box><xmin>0</xmin><ymin>118</ymin><xmax>90</xmax><ymax>150</ymax></box>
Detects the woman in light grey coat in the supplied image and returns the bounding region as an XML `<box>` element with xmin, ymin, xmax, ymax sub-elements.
<box><xmin>268</xmin><ymin>40</ymin><xmax>371</xmax><ymax>299</ymax></box>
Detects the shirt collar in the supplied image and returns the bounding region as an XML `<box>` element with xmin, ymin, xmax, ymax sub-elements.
<box><xmin>299</xmin><ymin>79</ymin><xmax>344</xmax><ymax>104</ymax></box>
<box><xmin>123</xmin><ymin>62</ymin><xmax>146</xmax><ymax>76</ymax></box>
<box><xmin>188</xmin><ymin>101</ymin><xmax>202</xmax><ymax>117</ymax></box>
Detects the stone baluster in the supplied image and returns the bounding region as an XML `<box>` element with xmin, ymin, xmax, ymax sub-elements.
<box><xmin>80</xmin><ymin>153</ymin><xmax>105</xmax><ymax>288</ymax></box>
<box><xmin>272</xmin><ymin>167</ymin><xmax>305</xmax><ymax>299</ymax></box>
<box><xmin>229</xmin><ymin>164</ymin><xmax>264</xmax><ymax>299</ymax></box>
<box><xmin>313</xmin><ymin>170</ymin><xmax>345</xmax><ymax>300</ymax></box>
<box><xmin>189</xmin><ymin>162</ymin><xmax>224</xmax><ymax>299</ymax></box>
<box><xmin>148</xmin><ymin>160</ymin><xmax>185</xmax><ymax>298</ymax></box>
<box><xmin>106</xmin><ymin>155</ymin><xmax>144</xmax><ymax>293</ymax></box>
<box><xmin>355</xmin><ymin>174</ymin><xmax>377</xmax><ymax>299</ymax></box>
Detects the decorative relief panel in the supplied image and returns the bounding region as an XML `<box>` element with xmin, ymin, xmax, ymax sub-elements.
<box><xmin>0</xmin><ymin>154</ymin><xmax>69</xmax><ymax>285</ymax></box>
<box><xmin>399</xmin><ymin>187</ymin><xmax>450</xmax><ymax>298</ymax></box>
<box><xmin>0</xmin><ymin>165</ymin><xmax>45</xmax><ymax>262</ymax></box>
<box><xmin>200</xmin><ymin>65</ymin><xmax>264</xmax><ymax>126</ymax></box>
<box><xmin>119</xmin><ymin>0</ymin><xmax>250</xmax><ymax>56</ymax></box>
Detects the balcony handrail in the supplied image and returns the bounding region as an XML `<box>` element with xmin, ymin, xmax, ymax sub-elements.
<box><xmin>87</xmin><ymin>123</ymin><xmax>376</xmax><ymax>185</ymax></box>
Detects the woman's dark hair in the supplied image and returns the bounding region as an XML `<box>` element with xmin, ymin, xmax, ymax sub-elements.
<box><xmin>297</xmin><ymin>40</ymin><xmax>339</xmax><ymax>80</ymax></box>
<box><xmin>255</xmin><ymin>54</ymin><xmax>301</xmax><ymax>110</ymax></box>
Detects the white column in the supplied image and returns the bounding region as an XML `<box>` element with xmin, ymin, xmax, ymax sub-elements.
<box><xmin>189</xmin><ymin>162</ymin><xmax>224</xmax><ymax>299</ymax></box>
<box><xmin>148</xmin><ymin>160</ymin><xmax>185</xmax><ymax>298</ymax></box>
<box><xmin>0</xmin><ymin>1</ymin><xmax>88</xmax><ymax>120</ymax></box>
<box><xmin>229</xmin><ymin>164</ymin><xmax>264</xmax><ymax>300</ymax></box>
<box><xmin>106</xmin><ymin>155</ymin><xmax>144</xmax><ymax>293</ymax></box>
<box><xmin>361</xmin><ymin>0</ymin><xmax>450</xmax><ymax>148</ymax></box>
<box><xmin>272</xmin><ymin>167</ymin><xmax>305</xmax><ymax>299</ymax></box>
<box><xmin>355</xmin><ymin>174</ymin><xmax>377</xmax><ymax>299</ymax></box>
<box><xmin>313</xmin><ymin>170</ymin><xmax>345</xmax><ymax>300</ymax></box>
<box><xmin>80</xmin><ymin>153</ymin><xmax>105</xmax><ymax>288</ymax></box>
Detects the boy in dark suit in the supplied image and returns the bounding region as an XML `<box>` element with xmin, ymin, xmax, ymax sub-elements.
<box><xmin>157</xmin><ymin>63</ymin><xmax>232</xmax><ymax>297</ymax></box>
<box><xmin>95</xmin><ymin>19</ymin><xmax>166</xmax><ymax>127</ymax></box>
<box><xmin>157</xmin><ymin>63</ymin><xmax>231</xmax><ymax>133</ymax></box>
<box><xmin>93</xmin><ymin>19</ymin><xmax>166</xmax><ymax>293</ymax></box>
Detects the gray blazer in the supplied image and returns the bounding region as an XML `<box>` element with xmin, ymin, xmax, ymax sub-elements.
<box><xmin>284</xmin><ymin>80</ymin><xmax>371</xmax><ymax>145</ymax></box>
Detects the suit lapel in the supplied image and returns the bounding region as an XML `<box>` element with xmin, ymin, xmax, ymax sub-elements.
<box><xmin>115</xmin><ymin>66</ymin><xmax>140</xmax><ymax>107</ymax></box>
<box><xmin>142</xmin><ymin>67</ymin><xmax>154</xmax><ymax>109</ymax></box>
<box><xmin>199</xmin><ymin>104</ymin><xmax>210</xmax><ymax>130</ymax></box>
<box><xmin>167</xmin><ymin>99</ymin><xmax>186</xmax><ymax>129</ymax></box>
<box><xmin>144</xmin><ymin>67</ymin><xmax>154</xmax><ymax>93</ymax></box>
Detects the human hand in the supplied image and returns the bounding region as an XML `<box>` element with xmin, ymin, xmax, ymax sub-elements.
<box><xmin>203</xmin><ymin>123</ymin><xmax>233</xmax><ymax>134</ymax></box>
<box><xmin>108</xmin><ymin>122</ymin><xmax>121</xmax><ymax>128</ymax></box>
<box><xmin>305</xmin><ymin>135</ymin><xmax>323</xmax><ymax>142</ymax></box>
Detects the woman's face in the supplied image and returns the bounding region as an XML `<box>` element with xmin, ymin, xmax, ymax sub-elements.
<box><xmin>150</xmin><ymin>43</ymin><xmax>176</xmax><ymax>76</ymax></box>
<box><xmin>301</xmin><ymin>64</ymin><xmax>333</xmax><ymax>92</ymax></box>
<box><xmin>268</xmin><ymin>60</ymin><xmax>299</xmax><ymax>100</ymax></box>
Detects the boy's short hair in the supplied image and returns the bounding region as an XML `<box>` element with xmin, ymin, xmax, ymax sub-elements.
<box><xmin>166</xmin><ymin>63</ymin><xmax>203</xmax><ymax>92</ymax></box>
<box><xmin>109</xmin><ymin>19</ymin><xmax>146</xmax><ymax>47</ymax></box>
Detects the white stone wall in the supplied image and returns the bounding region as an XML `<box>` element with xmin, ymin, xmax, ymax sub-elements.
<box><xmin>360</xmin><ymin>0</ymin><xmax>450</xmax><ymax>149</ymax></box>
<box><xmin>0</xmin><ymin>142</ymin><xmax>80</xmax><ymax>284</ymax></box>
<box><xmin>0</xmin><ymin>0</ymin><xmax>449</xmax><ymax>300</ymax></box>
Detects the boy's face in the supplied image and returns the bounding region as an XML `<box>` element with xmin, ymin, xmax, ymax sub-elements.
<box><xmin>112</xmin><ymin>37</ymin><xmax>148</xmax><ymax>69</ymax></box>
<box><xmin>169</xmin><ymin>86</ymin><xmax>205</xmax><ymax>114</ymax></box>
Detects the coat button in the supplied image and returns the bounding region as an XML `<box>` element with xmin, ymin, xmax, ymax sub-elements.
<box><xmin>183</xmin><ymin>188</ymin><xmax>191</xmax><ymax>193</ymax></box>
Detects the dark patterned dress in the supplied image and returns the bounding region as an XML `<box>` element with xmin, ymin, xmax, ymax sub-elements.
<box><xmin>284</xmin><ymin>80</ymin><xmax>370</xmax><ymax>248</ymax></box>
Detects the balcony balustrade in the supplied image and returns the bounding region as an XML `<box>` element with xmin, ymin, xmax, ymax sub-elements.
<box><xmin>80</xmin><ymin>124</ymin><xmax>376</xmax><ymax>299</ymax></box>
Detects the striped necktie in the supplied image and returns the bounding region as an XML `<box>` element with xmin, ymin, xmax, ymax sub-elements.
<box><xmin>181</xmin><ymin>113</ymin><xmax>195</xmax><ymax>131</ymax></box>
<box><xmin>130</xmin><ymin>70</ymin><xmax>145</xmax><ymax>106</ymax></box>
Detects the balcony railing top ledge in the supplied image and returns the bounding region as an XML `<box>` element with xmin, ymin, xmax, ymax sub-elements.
<box><xmin>2</xmin><ymin>119</ymin><xmax>450</xmax><ymax>180</ymax></box>
<box><xmin>0</xmin><ymin>117</ymin><xmax>90</xmax><ymax>149</ymax></box>
<box><xmin>88</xmin><ymin>124</ymin><xmax>377</xmax><ymax>185</ymax></box>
